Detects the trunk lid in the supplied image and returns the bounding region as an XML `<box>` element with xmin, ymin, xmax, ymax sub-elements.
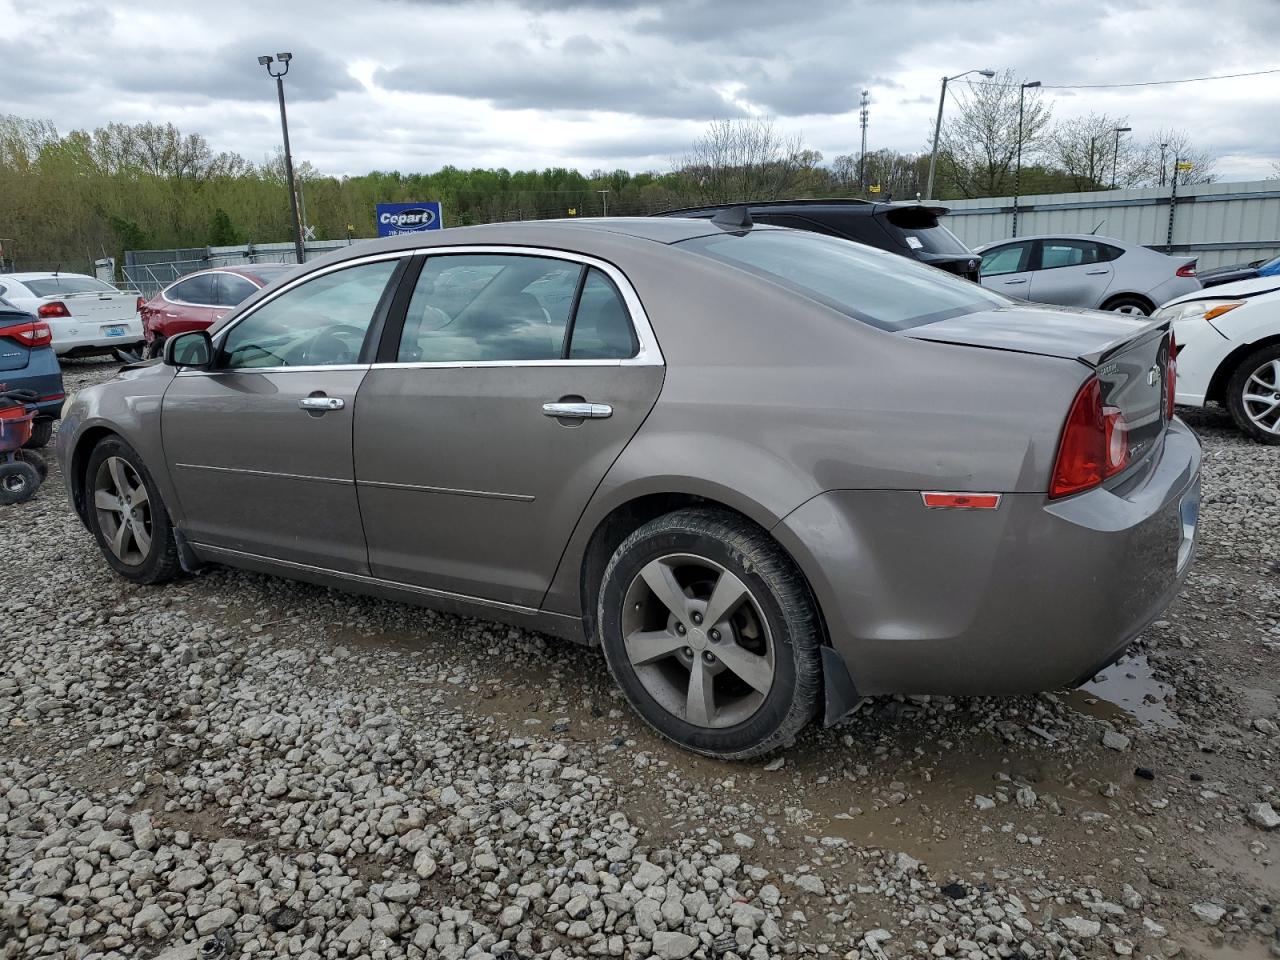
<box><xmin>907</xmin><ymin>304</ymin><xmax>1172</xmax><ymax>466</ymax></box>
<box><xmin>52</xmin><ymin>291</ymin><xmax>137</xmax><ymax>323</ymax></box>
<box><xmin>0</xmin><ymin>313</ymin><xmax>34</xmax><ymax>372</ymax></box>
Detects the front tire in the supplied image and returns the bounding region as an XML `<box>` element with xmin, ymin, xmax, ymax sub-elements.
<box><xmin>1225</xmin><ymin>344</ymin><xmax>1280</xmax><ymax>444</ymax></box>
<box><xmin>85</xmin><ymin>436</ymin><xmax>182</xmax><ymax>583</ymax></box>
<box><xmin>597</xmin><ymin>508</ymin><xmax>822</xmax><ymax>760</ymax></box>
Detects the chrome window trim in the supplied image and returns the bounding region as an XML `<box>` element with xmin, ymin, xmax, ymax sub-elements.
<box><xmin>174</xmin><ymin>363</ymin><xmax>369</xmax><ymax>378</ymax></box>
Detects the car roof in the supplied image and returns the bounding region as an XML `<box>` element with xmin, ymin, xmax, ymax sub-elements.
<box><xmin>978</xmin><ymin>234</ymin><xmax>1140</xmax><ymax>250</ymax></box>
<box><xmin>3</xmin><ymin>271</ymin><xmax>97</xmax><ymax>281</ymax></box>
<box><xmin>659</xmin><ymin>198</ymin><xmax>950</xmax><ymax>218</ymax></box>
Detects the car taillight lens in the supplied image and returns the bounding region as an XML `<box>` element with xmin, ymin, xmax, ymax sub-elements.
<box><xmin>36</xmin><ymin>301</ymin><xmax>70</xmax><ymax>319</ymax></box>
<box><xmin>2</xmin><ymin>320</ymin><xmax>53</xmax><ymax>347</ymax></box>
<box><xmin>1049</xmin><ymin>377</ymin><xmax>1130</xmax><ymax>499</ymax></box>
<box><xmin>1166</xmin><ymin>332</ymin><xmax>1177</xmax><ymax>420</ymax></box>
<box><xmin>1176</xmin><ymin>261</ymin><xmax>1197</xmax><ymax>278</ymax></box>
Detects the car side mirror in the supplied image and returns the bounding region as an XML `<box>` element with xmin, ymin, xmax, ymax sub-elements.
<box><xmin>163</xmin><ymin>331</ymin><xmax>213</xmax><ymax>369</ymax></box>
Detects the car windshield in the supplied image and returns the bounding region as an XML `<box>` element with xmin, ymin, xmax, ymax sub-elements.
<box><xmin>23</xmin><ymin>276</ymin><xmax>117</xmax><ymax>297</ymax></box>
<box><xmin>882</xmin><ymin>207</ymin><xmax>973</xmax><ymax>255</ymax></box>
<box><xmin>1258</xmin><ymin>255</ymin><xmax>1280</xmax><ymax>275</ymax></box>
<box><xmin>678</xmin><ymin>228</ymin><xmax>1006</xmax><ymax>331</ymax></box>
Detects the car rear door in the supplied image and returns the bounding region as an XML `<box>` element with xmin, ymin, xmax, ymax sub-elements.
<box><xmin>978</xmin><ymin>241</ymin><xmax>1035</xmax><ymax>296</ymax></box>
<box><xmin>162</xmin><ymin>254</ymin><xmax>406</xmax><ymax>573</ymax></box>
<box><xmin>1028</xmin><ymin>239</ymin><xmax>1114</xmax><ymax>308</ymax></box>
<box><xmin>160</xmin><ymin>275</ymin><xmax>220</xmax><ymax>334</ymax></box>
<box><xmin>353</xmin><ymin>248</ymin><xmax>665</xmax><ymax>609</ymax></box>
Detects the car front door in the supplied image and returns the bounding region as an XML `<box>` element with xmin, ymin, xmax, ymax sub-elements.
<box><xmin>353</xmin><ymin>249</ymin><xmax>665</xmax><ymax>609</ymax></box>
<box><xmin>162</xmin><ymin>255</ymin><xmax>405</xmax><ymax>573</ymax></box>
<box><xmin>978</xmin><ymin>242</ymin><xmax>1034</xmax><ymax>298</ymax></box>
<box><xmin>1028</xmin><ymin>239</ymin><xmax>1114</xmax><ymax>308</ymax></box>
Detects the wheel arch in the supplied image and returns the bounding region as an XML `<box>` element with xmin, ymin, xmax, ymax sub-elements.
<box><xmin>1100</xmin><ymin>291</ymin><xmax>1155</xmax><ymax>314</ymax></box>
<box><xmin>1206</xmin><ymin>333</ymin><xmax>1280</xmax><ymax>405</ymax></box>
<box><xmin>68</xmin><ymin>425</ymin><xmax>121</xmax><ymax>525</ymax></box>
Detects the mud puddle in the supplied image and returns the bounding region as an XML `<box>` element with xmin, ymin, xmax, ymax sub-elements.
<box><xmin>1066</xmin><ymin>653</ymin><xmax>1180</xmax><ymax>729</ymax></box>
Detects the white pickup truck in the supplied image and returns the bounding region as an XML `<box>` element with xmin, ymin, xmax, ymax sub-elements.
<box><xmin>0</xmin><ymin>273</ymin><xmax>144</xmax><ymax>356</ymax></box>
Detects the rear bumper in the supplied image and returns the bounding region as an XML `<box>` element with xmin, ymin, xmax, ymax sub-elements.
<box><xmin>775</xmin><ymin>419</ymin><xmax>1202</xmax><ymax>696</ymax></box>
<box><xmin>49</xmin><ymin>317</ymin><xmax>145</xmax><ymax>355</ymax></box>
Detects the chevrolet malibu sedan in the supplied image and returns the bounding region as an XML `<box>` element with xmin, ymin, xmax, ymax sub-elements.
<box><xmin>57</xmin><ymin>216</ymin><xmax>1201</xmax><ymax>759</ymax></box>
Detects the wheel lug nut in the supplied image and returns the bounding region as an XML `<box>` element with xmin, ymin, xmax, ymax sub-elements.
<box><xmin>682</xmin><ymin>647</ymin><xmax>693</xmax><ymax>658</ymax></box>
<box><xmin>691</xmin><ymin>612</ymin><xmax>703</xmax><ymax>625</ymax></box>
<box><xmin>708</xmin><ymin>629</ymin><xmax>720</xmax><ymax>643</ymax></box>
<box><xmin>675</xmin><ymin>623</ymin><xmax>686</xmax><ymax>635</ymax></box>
<box><xmin>702</xmin><ymin>651</ymin><xmax>716</xmax><ymax>663</ymax></box>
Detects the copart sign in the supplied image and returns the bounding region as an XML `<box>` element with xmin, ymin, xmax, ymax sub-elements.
<box><xmin>375</xmin><ymin>202</ymin><xmax>443</xmax><ymax>237</ymax></box>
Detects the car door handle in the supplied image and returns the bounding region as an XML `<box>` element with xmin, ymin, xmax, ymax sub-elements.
<box><xmin>1001</xmin><ymin>278</ymin><xmax>1028</xmax><ymax>285</ymax></box>
<box><xmin>299</xmin><ymin>396</ymin><xmax>344</xmax><ymax>411</ymax></box>
<box><xmin>1085</xmin><ymin>269</ymin><xmax>1110</xmax><ymax>275</ymax></box>
<box><xmin>542</xmin><ymin>401</ymin><xmax>612</xmax><ymax>419</ymax></box>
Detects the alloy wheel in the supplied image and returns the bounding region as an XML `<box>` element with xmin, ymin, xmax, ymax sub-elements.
<box><xmin>620</xmin><ymin>553</ymin><xmax>775</xmax><ymax>729</ymax></box>
<box><xmin>93</xmin><ymin>456</ymin><xmax>153</xmax><ymax>564</ymax></box>
<box><xmin>1242</xmin><ymin>358</ymin><xmax>1280</xmax><ymax>435</ymax></box>
<box><xmin>1113</xmin><ymin>304</ymin><xmax>1147</xmax><ymax>315</ymax></box>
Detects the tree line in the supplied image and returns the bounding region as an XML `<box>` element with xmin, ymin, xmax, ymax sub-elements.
<box><xmin>0</xmin><ymin>80</ymin><xmax>1223</xmax><ymax>272</ymax></box>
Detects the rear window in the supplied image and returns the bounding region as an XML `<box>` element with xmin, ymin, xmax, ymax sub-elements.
<box><xmin>23</xmin><ymin>276</ymin><xmax>117</xmax><ymax>297</ymax></box>
<box><xmin>679</xmin><ymin>229</ymin><xmax>1006</xmax><ymax>331</ymax></box>
<box><xmin>882</xmin><ymin>208</ymin><xmax>972</xmax><ymax>255</ymax></box>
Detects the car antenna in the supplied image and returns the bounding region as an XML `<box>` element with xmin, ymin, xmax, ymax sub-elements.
<box><xmin>1089</xmin><ymin>219</ymin><xmax>1107</xmax><ymax>235</ymax></box>
<box><xmin>711</xmin><ymin>205</ymin><xmax>753</xmax><ymax>230</ymax></box>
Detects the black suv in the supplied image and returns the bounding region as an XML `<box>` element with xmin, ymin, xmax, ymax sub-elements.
<box><xmin>657</xmin><ymin>199</ymin><xmax>982</xmax><ymax>282</ymax></box>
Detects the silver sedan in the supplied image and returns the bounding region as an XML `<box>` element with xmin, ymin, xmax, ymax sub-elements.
<box><xmin>976</xmin><ymin>234</ymin><xmax>1201</xmax><ymax>315</ymax></box>
<box><xmin>57</xmin><ymin>216</ymin><xmax>1201</xmax><ymax>759</ymax></box>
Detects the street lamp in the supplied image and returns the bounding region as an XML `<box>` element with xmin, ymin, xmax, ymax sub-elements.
<box><xmin>1011</xmin><ymin>80</ymin><xmax>1040</xmax><ymax>239</ymax></box>
<box><xmin>1111</xmin><ymin>126</ymin><xmax>1132</xmax><ymax>189</ymax></box>
<box><xmin>1159</xmin><ymin>142</ymin><xmax>1169</xmax><ymax>187</ymax></box>
<box><xmin>259</xmin><ymin>53</ymin><xmax>306</xmax><ymax>265</ymax></box>
<box><xmin>925</xmin><ymin>68</ymin><xmax>996</xmax><ymax>201</ymax></box>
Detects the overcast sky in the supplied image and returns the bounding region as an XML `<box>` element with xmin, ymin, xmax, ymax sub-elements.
<box><xmin>5</xmin><ymin>0</ymin><xmax>1278</xmax><ymax>181</ymax></box>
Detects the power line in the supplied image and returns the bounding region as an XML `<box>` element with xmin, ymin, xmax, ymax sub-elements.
<box><xmin>965</xmin><ymin>67</ymin><xmax>1280</xmax><ymax>90</ymax></box>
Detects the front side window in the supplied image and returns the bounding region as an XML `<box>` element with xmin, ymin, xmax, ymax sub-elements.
<box><xmin>1037</xmin><ymin>240</ymin><xmax>1104</xmax><ymax>270</ymax></box>
<box><xmin>170</xmin><ymin>274</ymin><xmax>218</xmax><ymax>306</ymax></box>
<box><xmin>681</xmin><ymin>229</ymin><xmax>1006</xmax><ymax>332</ymax></box>
<box><xmin>397</xmin><ymin>255</ymin><xmax>633</xmax><ymax>363</ymax></box>
<box><xmin>980</xmin><ymin>243</ymin><xmax>1031</xmax><ymax>276</ymax></box>
<box><xmin>220</xmin><ymin>259</ymin><xmax>397</xmax><ymax>369</ymax></box>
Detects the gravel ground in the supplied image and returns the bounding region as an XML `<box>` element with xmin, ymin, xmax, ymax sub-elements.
<box><xmin>1</xmin><ymin>358</ymin><xmax>1279</xmax><ymax>960</ymax></box>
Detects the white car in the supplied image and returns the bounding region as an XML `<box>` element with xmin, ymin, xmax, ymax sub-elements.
<box><xmin>0</xmin><ymin>272</ymin><xmax>144</xmax><ymax>356</ymax></box>
<box><xmin>1156</xmin><ymin>275</ymin><xmax>1280</xmax><ymax>443</ymax></box>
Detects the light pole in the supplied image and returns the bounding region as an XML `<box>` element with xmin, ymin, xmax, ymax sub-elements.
<box><xmin>926</xmin><ymin>68</ymin><xmax>996</xmax><ymax>201</ymax></box>
<box><xmin>1111</xmin><ymin>126</ymin><xmax>1132</xmax><ymax>189</ymax></box>
<box><xmin>258</xmin><ymin>53</ymin><xmax>305</xmax><ymax>265</ymax></box>
<box><xmin>1159</xmin><ymin>142</ymin><xmax>1169</xmax><ymax>186</ymax></box>
<box><xmin>1011</xmin><ymin>80</ymin><xmax>1040</xmax><ymax>239</ymax></box>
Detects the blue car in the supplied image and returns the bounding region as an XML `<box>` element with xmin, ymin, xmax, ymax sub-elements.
<box><xmin>0</xmin><ymin>295</ymin><xmax>65</xmax><ymax>448</ymax></box>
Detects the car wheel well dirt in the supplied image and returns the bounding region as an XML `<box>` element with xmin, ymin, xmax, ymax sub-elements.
<box><xmin>1207</xmin><ymin>333</ymin><xmax>1280</xmax><ymax>405</ymax></box>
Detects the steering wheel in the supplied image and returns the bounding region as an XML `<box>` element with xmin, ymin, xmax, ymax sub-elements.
<box><xmin>297</xmin><ymin>324</ymin><xmax>367</xmax><ymax>365</ymax></box>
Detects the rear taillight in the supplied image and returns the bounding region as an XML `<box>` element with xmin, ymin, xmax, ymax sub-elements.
<box><xmin>1176</xmin><ymin>261</ymin><xmax>1197</xmax><ymax>278</ymax></box>
<box><xmin>1049</xmin><ymin>377</ymin><xmax>1130</xmax><ymax>499</ymax></box>
<box><xmin>36</xmin><ymin>301</ymin><xmax>70</xmax><ymax>319</ymax></box>
<box><xmin>1166</xmin><ymin>332</ymin><xmax>1177</xmax><ymax>420</ymax></box>
<box><xmin>2</xmin><ymin>320</ymin><xmax>53</xmax><ymax>348</ymax></box>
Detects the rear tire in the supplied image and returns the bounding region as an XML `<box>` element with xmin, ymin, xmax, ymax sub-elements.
<box><xmin>596</xmin><ymin>508</ymin><xmax>822</xmax><ymax>760</ymax></box>
<box><xmin>23</xmin><ymin>417</ymin><xmax>53</xmax><ymax>449</ymax></box>
<box><xmin>16</xmin><ymin>449</ymin><xmax>47</xmax><ymax>481</ymax></box>
<box><xmin>1103</xmin><ymin>296</ymin><xmax>1153</xmax><ymax>316</ymax></box>
<box><xmin>84</xmin><ymin>436</ymin><xmax>182</xmax><ymax>584</ymax></box>
<box><xmin>0</xmin><ymin>460</ymin><xmax>40</xmax><ymax>505</ymax></box>
<box><xmin>145</xmin><ymin>337</ymin><xmax>166</xmax><ymax>360</ymax></box>
<box><xmin>1225</xmin><ymin>343</ymin><xmax>1280</xmax><ymax>444</ymax></box>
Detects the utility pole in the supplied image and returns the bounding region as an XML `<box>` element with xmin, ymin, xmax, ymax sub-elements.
<box><xmin>1111</xmin><ymin>126</ymin><xmax>1132</xmax><ymax>189</ymax></box>
<box><xmin>1012</xmin><ymin>80</ymin><xmax>1040</xmax><ymax>239</ymax></box>
<box><xmin>258</xmin><ymin>53</ymin><xmax>306</xmax><ymax>265</ymax></box>
<box><xmin>1159</xmin><ymin>142</ymin><xmax>1169</xmax><ymax>187</ymax></box>
<box><xmin>858</xmin><ymin>89</ymin><xmax>870</xmax><ymax>196</ymax></box>
<box><xmin>597</xmin><ymin>189</ymin><xmax>610</xmax><ymax>217</ymax></box>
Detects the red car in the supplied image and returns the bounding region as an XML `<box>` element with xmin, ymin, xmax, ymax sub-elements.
<box><xmin>140</xmin><ymin>264</ymin><xmax>295</xmax><ymax>358</ymax></box>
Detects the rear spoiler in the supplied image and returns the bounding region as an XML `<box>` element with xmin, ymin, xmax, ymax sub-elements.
<box><xmin>1085</xmin><ymin>318</ymin><xmax>1168</xmax><ymax>368</ymax></box>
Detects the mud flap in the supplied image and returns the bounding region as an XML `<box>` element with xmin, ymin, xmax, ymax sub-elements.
<box><xmin>820</xmin><ymin>645</ymin><xmax>864</xmax><ymax>726</ymax></box>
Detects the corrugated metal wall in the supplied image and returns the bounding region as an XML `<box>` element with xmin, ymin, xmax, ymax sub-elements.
<box><xmin>941</xmin><ymin>179</ymin><xmax>1280</xmax><ymax>269</ymax></box>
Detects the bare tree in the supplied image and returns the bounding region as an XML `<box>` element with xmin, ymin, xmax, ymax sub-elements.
<box><xmin>1046</xmin><ymin>113</ymin><xmax>1141</xmax><ymax>190</ymax></box>
<box><xmin>1126</xmin><ymin>128</ymin><xmax>1216</xmax><ymax>186</ymax></box>
<box><xmin>936</xmin><ymin>69</ymin><xmax>1052</xmax><ymax>198</ymax></box>
<box><xmin>835</xmin><ymin>149</ymin><xmax>927</xmax><ymax>199</ymax></box>
<box><xmin>677</xmin><ymin>118</ymin><xmax>812</xmax><ymax>202</ymax></box>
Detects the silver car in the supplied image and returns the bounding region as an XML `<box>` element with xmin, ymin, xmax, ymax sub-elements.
<box><xmin>976</xmin><ymin>234</ymin><xmax>1201</xmax><ymax>315</ymax></box>
<box><xmin>56</xmin><ymin>216</ymin><xmax>1201</xmax><ymax>759</ymax></box>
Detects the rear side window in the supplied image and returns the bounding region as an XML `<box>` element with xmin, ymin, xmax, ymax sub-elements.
<box><xmin>218</xmin><ymin>274</ymin><xmax>259</xmax><ymax>305</ymax></box>
<box><xmin>680</xmin><ymin>229</ymin><xmax>1006</xmax><ymax>332</ymax></box>
<box><xmin>1037</xmin><ymin>239</ymin><xmax>1107</xmax><ymax>270</ymax></box>
<box><xmin>569</xmin><ymin>270</ymin><xmax>638</xmax><ymax>360</ymax></box>
<box><xmin>169</xmin><ymin>274</ymin><xmax>218</xmax><ymax>306</ymax></box>
<box><xmin>22</xmin><ymin>276</ymin><xmax>116</xmax><ymax>297</ymax></box>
